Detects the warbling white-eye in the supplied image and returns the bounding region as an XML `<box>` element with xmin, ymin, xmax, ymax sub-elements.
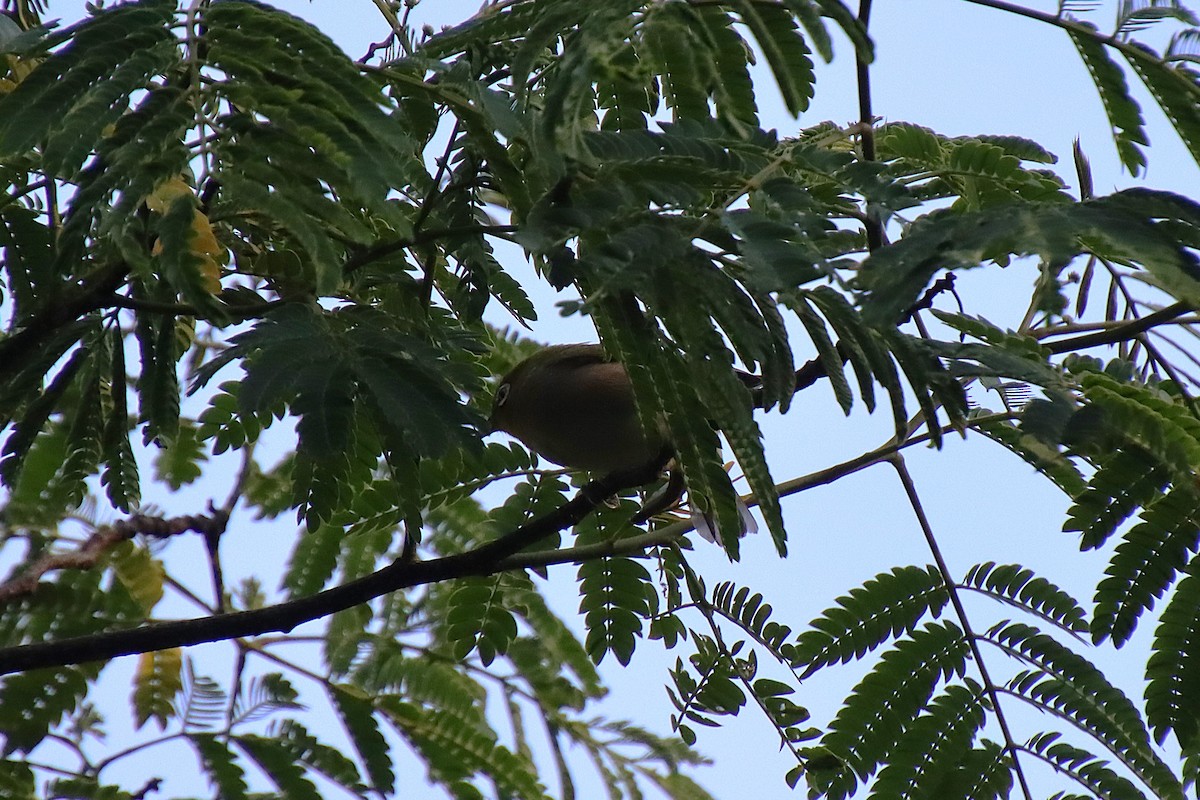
<box><xmin>488</xmin><ymin>343</ymin><xmax>755</xmax><ymax>541</ymax></box>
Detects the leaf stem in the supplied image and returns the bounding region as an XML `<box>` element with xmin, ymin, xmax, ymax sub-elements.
<box><xmin>888</xmin><ymin>453</ymin><xmax>1034</xmax><ymax>800</ymax></box>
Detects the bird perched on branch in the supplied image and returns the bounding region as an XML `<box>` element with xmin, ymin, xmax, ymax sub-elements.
<box><xmin>487</xmin><ymin>343</ymin><xmax>755</xmax><ymax>541</ymax></box>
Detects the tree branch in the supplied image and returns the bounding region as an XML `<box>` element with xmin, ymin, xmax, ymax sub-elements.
<box><xmin>0</xmin><ymin>261</ymin><xmax>129</xmax><ymax>374</ymax></box>
<box><xmin>1044</xmin><ymin>301</ymin><xmax>1193</xmax><ymax>353</ymax></box>
<box><xmin>0</xmin><ymin>469</ymin><xmax>649</xmax><ymax>675</ymax></box>
<box><xmin>0</xmin><ymin>509</ymin><xmax>229</xmax><ymax>604</ymax></box>
<box><xmin>855</xmin><ymin>0</ymin><xmax>884</xmax><ymax>253</ymax></box>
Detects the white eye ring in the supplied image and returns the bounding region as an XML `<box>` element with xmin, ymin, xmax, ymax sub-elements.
<box><xmin>494</xmin><ymin>382</ymin><xmax>511</xmax><ymax>407</ymax></box>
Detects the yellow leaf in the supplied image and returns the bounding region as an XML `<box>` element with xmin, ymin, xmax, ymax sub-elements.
<box><xmin>190</xmin><ymin>210</ymin><xmax>225</xmax><ymax>292</ymax></box>
<box><xmin>146</xmin><ymin>178</ymin><xmax>227</xmax><ymax>293</ymax></box>
<box><xmin>113</xmin><ymin>543</ymin><xmax>166</xmax><ymax>612</ymax></box>
<box><xmin>145</xmin><ymin>176</ymin><xmax>193</xmax><ymax>214</ymax></box>
<box><xmin>0</xmin><ymin>54</ymin><xmax>41</xmax><ymax>95</ymax></box>
<box><xmin>189</xmin><ymin>210</ymin><xmax>222</xmax><ymax>255</ymax></box>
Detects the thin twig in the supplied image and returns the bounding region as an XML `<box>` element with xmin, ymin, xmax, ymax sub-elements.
<box><xmin>497</xmin><ymin>413</ymin><xmax>1018</xmax><ymax>574</ymax></box>
<box><xmin>544</xmin><ymin>718</ymin><xmax>578</xmax><ymax>800</ymax></box>
<box><xmin>888</xmin><ymin>454</ymin><xmax>1034</xmax><ymax>800</ymax></box>
<box><xmin>1030</xmin><ymin>314</ymin><xmax>1200</xmax><ymax>339</ymax></box>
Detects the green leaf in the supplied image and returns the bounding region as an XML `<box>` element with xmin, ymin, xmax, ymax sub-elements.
<box><xmin>963</xmin><ymin>562</ymin><xmax>1089</xmax><ymax>634</ymax></box>
<box><xmin>578</xmin><ymin>556</ymin><xmax>654</xmax><ymax>666</ymax></box>
<box><xmin>668</xmin><ymin>633</ymin><xmax>748</xmax><ymax>729</ymax></box>
<box><xmin>712</xmin><ymin>582</ymin><xmax>796</xmax><ymax>664</ymax></box>
<box><xmin>283</xmin><ymin>523</ymin><xmax>342</xmax><ymax>598</ymax></box>
<box><xmin>734</xmin><ymin>1</ymin><xmax>814</xmax><ymax>116</ymax></box>
<box><xmin>446</xmin><ymin>576</ymin><xmax>520</xmax><ymax>666</ymax></box>
<box><xmin>1069</xmin><ymin>27</ymin><xmax>1149</xmax><ymax>174</ymax></box>
<box><xmin>0</xmin><ymin>761</ymin><xmax>36</xmax><ymax>800</ymax></box>
<box><xmin>329</xmin><ymin>685</ymin><xmax>395</xmax><ymax>794</ymax></box>
<box><xmin>792</xmin><ymin>566</ymin><xmax>949</xmax><ymax>678</ymax></box>
<box><xmin>508</xmin><ymin>583</ymin><xmax>605</xmax><ymax>698</ymax></box>
<box><xmin>235</xmin><ymin>734</ymin><xmax>322</xmax><ymax>800</ymax></box>
<box><xmin>1064</xmin><ymin>447</ymin><xmax>1169</xmax><ymax>551</ymax></box>
<box><xmin>203</xmin><ymin>1</ymin><xmax>421</xmax><ymax>203</ymax></box>
<box><xmin>1022</xmin><ymin>732</ymin><xmax>1146</xmax><ymax>800</ymax></box>
<box><xmin>0</xmin><ymin>338</ymin><xmax>93</xmax><ymax>489</ymax></box>
<box><xmin>933</xmin><ymin>738</ymin><xmax>1014</xmax><ymax>800</ymax></box>
<box><xmin>1093</xmin><ymin>483</ymin><xmax>1200</xmax><ymax>645</ymax></box>
<box><xmin>151</xmin><ymin>420</ymin><xmax>205</xmax><ymax>489</ymax></box>
<box><xmin>190</xmin><ymin>734</ymin><xmax>249</xmax><ymax>800</ymax></box>
<box><xmin>277</xmin><ymin>720</ymin><xmax>367</xmax><ymax>795</ymax></box>
<box><xmin>815</xmin><ymin>621</ymin><xmax>970</xmax><ymax>799</ymax></box>
<box><xmin>0</xmin><ymin>2</ymin><xmax>179</xmax><ymax>175</ymax></box>
<box><xmin>1125</xmin><ymin>47</ymin><xmax>1200</xmax><ymax>168</ymax></box>
<box><xmin>975</xmin><ymin>412</ymin><xmax>1088</xmax><ymax>498</ymax></box>
<box><xmin>382</xmin><ymin>697</ymin><xmax>547</xmax><ymax>799</ymax></box>
<box><xmin>100</xmin><ymin>329</ymin><xmax>140</xmax><ymax>512</ymax></box>
<box><xmin>0</xmin><ymin>667</ymin><xmax>93</xmax><ymax>754</ymax></box>
<box><xmin>324</xmin><ymin>604</ymin><xmax>371</xmax><ymax>676</ymax></box>
<box><xmin>996</xmin><ymin>622</ymin><xmax>1182</xmax><ymax>799</ymax></box>
<box><xmin>177</xmin><ymin>660</ymin><xmax>226</xmax><ymax>731</ymax></box>
<box><xmin>870</xmin><ymin>681</ymin><xmax>987</xmax><ymax>800</ymax></box>
<box><xmin>642</xmin><ymin>5</ymin><xmax>712</xmax><ymax>122</ymax></box>
<box><xmin>860</xmin><ymin>191</ymin><xmax>1200</xmax><ymax>327</ymax></box>
<box><xmin>787</xmin><ymin>292</ymin><xmax>854</xmax><ymax>413</ymax></box>
<box><xmin>1146</xmin><ymin>559</ymin><xmax>1200</xmax><ymax>750</ymax></box>
<box><xmin>695</xmin><ymin>6</ymin><xmax>758</xmax><ymax>129</ymax></box>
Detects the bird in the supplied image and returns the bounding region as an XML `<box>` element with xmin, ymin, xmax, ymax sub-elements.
<box><xmin>487</xmin><ymin>343</ymin><xmax>756</xmax><ymax>541</ymax></box>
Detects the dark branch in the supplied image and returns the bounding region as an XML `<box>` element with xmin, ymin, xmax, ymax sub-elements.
<box><xmin>0</xmin><ymin>261</ymin><xmax>129</xmax><ymax>373</ymax></box>
<box><xmin>0</xmin><ymin>469</ymin><xmax>649</xmax><ymax>675</ymax></box>
<box><xmin>1044</xmin><ymin>301</ymin><xmax>1193</xmax><ymax>354</ymax></box>
<box><xmin>0</xmin><ymin>509</ymin><xmax>229</xmax><ymax>604</ymax></box>
<box><xmin>855</xmin><ymin>0</ymin><xmax>883</xmax><ymax>252</ymax></box>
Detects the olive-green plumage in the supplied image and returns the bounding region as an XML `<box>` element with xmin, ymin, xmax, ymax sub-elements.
<box><xmin>488</xmin><ymin>344</ymin><xmax>668</xmax><ymax>474</ymax></box>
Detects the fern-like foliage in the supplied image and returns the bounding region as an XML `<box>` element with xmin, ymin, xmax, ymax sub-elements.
<box><xmin>2</xmin><ymin>0</ymin><xmax>1200</xmax><ymax>797</ymax></box>
<box><xmin>808</xmin><ymin>621</ymin><xmax>971</xmax><ymax>799</ymax></box>
<box><xmin>132</xmin><ymin>647</ymin><xmax>182</xmax><ymax>731</ymax></box>
<box><xmin>1070</xmin><ymin>25</ymin><xmax>1152</xmax><ymax>174</ymax></box>
<box><xmin>791</xmin><ymin>565</ymin><xmax>950</xmax><ymax>677</ymax></box>
<box><xmin>859</xmin><ymin>190</ymin><xmax>1200</xmax><ymax>327</ymax></box>
<box><xmin>328</xmin><ymin>684</ymin><xmax>395</xmax><ymax>794</ymax></box>
<box><xmin>1022</xmin><ymin>732</ymin><xmax>1145</xmax><ymax>800</ymax></box>
<box><xmin>963</xmin><ymin>562</ymin><xmax>1089</xmax><ymax>634</ymax></box>
<box><xmin>1146</xmin><ymin>560</ymin><xmax>1200</xmax><ymax>752</ymax></box>
<box><xmin>380</xmin><ymin>696</ymin><xmax>548</xmax><ymax>799</ymax></box>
